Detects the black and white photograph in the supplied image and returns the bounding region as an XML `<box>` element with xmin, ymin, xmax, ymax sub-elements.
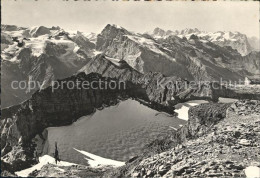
<box><xmin>1</xmin><ymin>0</ymin><xmax>260</xmax><ymax>177</ymax></box>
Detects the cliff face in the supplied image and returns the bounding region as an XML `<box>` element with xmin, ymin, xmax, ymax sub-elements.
<box><xmin>106</xmin><ymin>100</ymin><xmax>260</xmax><ymax>178</ymax></box>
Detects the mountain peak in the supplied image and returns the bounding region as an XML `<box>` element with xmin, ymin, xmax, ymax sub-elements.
<box><xmin>153</xmin><ymin>27</ymin><xmax>166</xmax><ymax>36</ymax></box>
<box><xmin>180</xmin><ymin>28</ymin><xmax>201</xmax><ymax>35</ymax></box>
<box><xmin>104</xmin><ymin>24</ymin><xmax>125</xmax><ymax>30</ymax></box>
<box><xmin>99</xmin><ymin>24</ymin><xmax>130</xmax><ymax>40</ymax></box>
<box><xmin>29</xmin><ymin>26</ymin><xmax>51</xmax><ymax>37</ymax></box>
<box><xmin>111</xmin><ymin>24</ymin><xmax>123</xmax><ymax>29</ymax></box>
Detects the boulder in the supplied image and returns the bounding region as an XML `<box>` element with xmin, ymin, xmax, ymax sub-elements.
<box><xmin>239</xmin><ymin>139</ymin><xmax>251</xmax><ymax>146</ymax></box>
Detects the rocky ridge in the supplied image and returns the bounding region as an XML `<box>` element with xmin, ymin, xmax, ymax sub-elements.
<box><xmin>80</xmin><ymin>54</ymin><xmax>260</xmax><ymax>102</ymax></box>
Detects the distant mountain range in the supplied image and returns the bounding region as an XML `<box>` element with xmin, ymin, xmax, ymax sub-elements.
<box><xmin>149</xmin><ymin>27</ymin><xmax>259</xmax><ymax>56</ymax></box>
<box><xmin>1</xmin><ymin>24</ymin><xmax>260</xmax><ymax>107</ymax></box>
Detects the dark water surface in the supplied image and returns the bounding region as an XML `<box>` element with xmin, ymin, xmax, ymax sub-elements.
<box><xmin>44</xmin><ymin>99</ymin><xmax>186</xmax><ymax>165</ymax></box>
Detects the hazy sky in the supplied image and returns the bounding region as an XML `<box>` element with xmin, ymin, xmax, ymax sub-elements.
<box><xmin>2</xmin><ymin>0</ymin><xmax>259</xmax><ymax>37</ymax></box>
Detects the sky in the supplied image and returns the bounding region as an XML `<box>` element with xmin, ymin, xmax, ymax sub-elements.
<box><xmin>2</xmin><ymin>0</ymin><xmax>260</xmax><ymax>38</ymax></box>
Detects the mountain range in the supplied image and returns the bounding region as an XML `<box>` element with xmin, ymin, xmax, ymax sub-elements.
<box><xmin>1</xmin><ymin>24</ymin><xmax>260</xmax><ymax>177</ymax></box>
<box><xmin>149</xmin><ymin>27</ymin><xmax>259</xmax><ymax>56</ymax></box>
<box><xmin>1</xmin><ymin>24</ymin><xmax>260</xmax><ymax>107</ymax></box>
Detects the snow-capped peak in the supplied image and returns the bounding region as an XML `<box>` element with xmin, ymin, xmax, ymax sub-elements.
<box><xmin>148</xmin><ymin>27</ymin><xmax>253</xmax><ymax>56</ymax></box>
<box><xmin>111</xmin><ymin>24</ymin><xmax>123</xmax><ymax>29</ymax></box>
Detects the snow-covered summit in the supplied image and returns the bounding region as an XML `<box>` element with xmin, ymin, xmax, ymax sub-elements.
<box><xmin>149</xmin><ymin>27</ymin><xmax>256</xmax><ymax>56</ymax></box>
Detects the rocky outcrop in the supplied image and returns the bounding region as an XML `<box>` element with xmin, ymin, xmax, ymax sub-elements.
<box><xmin>106</xmin><ymin>100</ymin><xmax>260</xmax><ymax>177</ymax></box>
<box><xmin>227</xmin><ymin>99</ymin><xmax>260</xmax><ymax>116</ymax></box>
<box><xmin>187</xmin><ymin>103</ymin><xmax>230</xmax><ymax>138</ymax></box>
<box><xmin>29</xmin><ymin>163</ymin><xmax>107</xmax><ymax>177</ymax></box>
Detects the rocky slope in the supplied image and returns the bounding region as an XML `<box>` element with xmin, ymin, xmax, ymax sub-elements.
<box><xmin>105</xmin><ymin>100</ymin><xmax>260</xmax><ymax>177</ymax></box>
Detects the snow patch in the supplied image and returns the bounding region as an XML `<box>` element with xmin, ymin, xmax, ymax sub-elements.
<box><xmin>25</xmin><ymin>38</ymin><xmax>47</xmax><ymax>57</ymax></box>
<box><xmin>105</xmin><ymin>56</ymin><xmax>122</xmax><ymax>66</ymax></box>
<box><xmin>175</xmin><ymin>100</ymin><xmax>208</xmax><ymax>120</ymax></box>
<box><xmin>82</xmin><ymin>32</ymin><xmax>97</xmax><ymax>43</ymax></box>
<box><xmin>125</xmin><ymin>35</ymin><xmax>175</xmax><ymax>62</ymax></box>
<box><xmin>112</xmin><ymin>24</ymin><xmax>123</xmax><ymax>29</ymax></box>
<box><xmin>244</xmin><ymin>166</ymin><xmax>260</xmax><ymax>178</ymax></box>
<box><xmin>93</xmin><ymin>50</ymin><xmax>103</xmax><ymax>56</ymax></box>
<box><xmin>74</xmin><ymin>148</ymin><xmax>125</xmax><ymax>167</ymax></box>
<box><xmin>175</xmin><ymin>105</ymin><xmax>190</xmax><ymax>121</ymax></box>
<box><xmin>73</xmin><ymin>45</ymin><xmax>80</xmax><ymax>53</ymax></box>
<box><xmin>15</xmin><ymin>155</ymin><xmax>76</xmax><ymax>177</ymax></box>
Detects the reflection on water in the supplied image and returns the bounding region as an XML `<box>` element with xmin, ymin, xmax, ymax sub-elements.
<box><xmin>44</xmin><ymin>99</ymin><xmax>186</xmax><ymax>165</ymax></box>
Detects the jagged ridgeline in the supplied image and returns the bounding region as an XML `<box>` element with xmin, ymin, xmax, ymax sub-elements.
<box><xmin>1</xmin><ymin>24</ymin><xmax>260</xmax><ymax>107</ymax></box>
